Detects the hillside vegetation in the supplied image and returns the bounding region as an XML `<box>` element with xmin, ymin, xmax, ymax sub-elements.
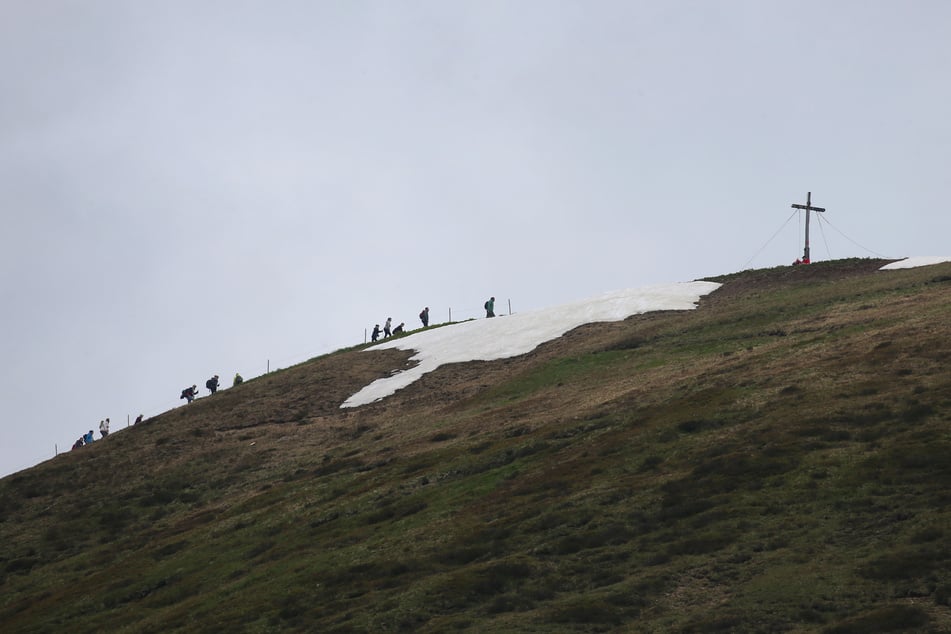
<box><xmin>2</xmin><ymin>258</ymin><xmax>950</xmax><ymax>633</ymax></box>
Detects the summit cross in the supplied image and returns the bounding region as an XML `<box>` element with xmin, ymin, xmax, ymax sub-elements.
<box><xmin>791</xmin><ymin>192</ymin><xmax>826</xmax><ymax>263</ymax></box>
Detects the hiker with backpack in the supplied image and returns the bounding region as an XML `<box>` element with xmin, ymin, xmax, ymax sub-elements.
<box><xmin>99</xmin><ymin>418</ymin><xmax>110</xmax><ymax>438</ymax></box>
<box><xmin>371</xmin><ymin>324</ymin><xmax>382</xmax><ymax>342</ymax></box>
<box><xmin>419</xmin><ymin>307</ymin><xmax>429</xmax><ymax>328</ymax></box>
<box><xmin>206</xmin><ymin>375</ymin><xmax>219</xmax><ymax>395</ymax></box>
<box><xmin>383</xmin><ymin>317</ymin><xmax>392</xmax><ymax>338</ymax></box>
<box><xmin>181</xmin><ymin>385</ymin><xmax>197</xmax><ymax>403</ymax></box>
<box><xmin>485</xmin><ymin>297</ymin><xmax>495</xmax><ymax>318</ymax></box>
<box><xmin>392</xmin><ymin>322</ymin><xmax>405</xmax><ymax>335</ymax></box>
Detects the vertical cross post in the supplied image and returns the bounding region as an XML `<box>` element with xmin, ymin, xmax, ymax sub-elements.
<box><xmin>791</xmin><ymin>192</ymin><xmax>826</xmax><ymax>263</ymax></box>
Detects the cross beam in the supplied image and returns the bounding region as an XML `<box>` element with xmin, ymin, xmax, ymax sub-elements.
<box><xmin>791</xmin><ymin>191</ymin><xmax>825</xmax><ymax>263</ymax></box>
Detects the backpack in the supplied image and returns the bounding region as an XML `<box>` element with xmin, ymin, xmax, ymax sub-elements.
<box><xmin>484</xmin><ymin>301</ymin><xmax>489</xmax><ymax>310</ymax></box>
<box><xmin>206</xmin><ymin>379</ymin><xmax>214</xmax><ymax>390</ymax></box>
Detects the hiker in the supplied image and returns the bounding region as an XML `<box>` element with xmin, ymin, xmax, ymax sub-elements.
<box><xmin>206</xmin><ymin>374</ymin><xmax>220</xmax><ymax>395</ymax></box>
<box><xmin>393</xmin><ymin>322</ymin><xmax>405</xmax><ymax>335</ymax></box>
<box><xmin>83</xmin><ymin>430</ymin><xmax>94</xmax><ymax>445</ymax></box>
<box><xmin>371</xmin><ymin>324</ymin><xmax>382</xmax><ymax>342</ymax></box>
<box><xmin>419</xmin><ymin>307</ymin><xmax>429</xmax><ymax>328</ymax></box>
<box><xmin>134</xmin><ymin>414</ymin><xmax>144</xmax><ymax>425</ymax></box>
<box><xmin>180</xmin><ymin>385</ymin><xmax>197</xmax><ymax>403</ymax></box>
<box><xmin>383</xmin><ymin>317</ymin><xmax>392</xmax><ymax>338</ymax></box>
<box><xmin>233</xmin><ymin>373</ymin><xmax>243</xmax><ymax>386</ymax></box>
<box><xmin>100</xmin><ymin>418</ymin><xmax>110</xmax><ymax>438</ymax></box>
<box><xmin>484</xmin><ymin>296</ymin><xmax>495</xmax><ymax>318</ymax></box>
<box><xmin>72</xmin><ymin>437</ymin><xmax>85</xmax><ymax>450</ymax></box>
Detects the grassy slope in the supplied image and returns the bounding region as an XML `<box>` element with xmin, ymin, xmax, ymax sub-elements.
<box><xmin>2</xmin><ymin>258</ymin><xmax>950</xmax><ymax>633</ymax></box>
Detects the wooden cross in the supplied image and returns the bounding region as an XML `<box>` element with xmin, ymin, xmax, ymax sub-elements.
<box><xmin>791</xmin><ymin>192</ymin><xmax>825</xmax><ymax>263</ymax></box>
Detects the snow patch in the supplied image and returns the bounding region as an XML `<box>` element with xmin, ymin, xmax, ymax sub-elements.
<box><xmin>341</xmin><ymin>281</ymin><xmax>721</xmax><ymax>408</ymax></box>
<box><xmin>879</xmin><ymin>256</ymin><xmax>951</xmax><ymax>270</ymax></box>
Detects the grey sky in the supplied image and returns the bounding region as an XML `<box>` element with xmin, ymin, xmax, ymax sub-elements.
<box><xmin>2</xmin><ymin>1</ymin><xmax>949</xmax><ymax>477</ymax></box>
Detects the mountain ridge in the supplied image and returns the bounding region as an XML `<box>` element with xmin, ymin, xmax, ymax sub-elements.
<box><xmin>2</xmin><ymin>257</ymin><xmax>951</xmax><ymax>633</ymax></box>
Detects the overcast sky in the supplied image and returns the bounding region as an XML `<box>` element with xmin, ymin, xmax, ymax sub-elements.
<box><xmin>2</xmin><ymin>1</ymin><xmax>949</xmax><ymax>478</ymax></box>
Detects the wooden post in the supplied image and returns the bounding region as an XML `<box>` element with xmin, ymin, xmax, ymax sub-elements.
<box><xmin>791</xmin><ymin>192</ymin><xmax>826</xmax><ymax>263</ymax></box>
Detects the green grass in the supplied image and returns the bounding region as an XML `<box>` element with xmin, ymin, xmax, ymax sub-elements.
<box><xmin>2</xmin><ymin>259</ymin><xmax>951</xmax><ymax>632</ymax></box>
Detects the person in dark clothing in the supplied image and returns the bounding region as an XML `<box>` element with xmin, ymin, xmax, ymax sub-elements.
<box><xmin>392</xmin><ymin>322</ymin><xmax>405</xmax><ymax>335</ymax></box>
<box><xmin>72</xmin><ymin>437</ymin><xmax>85</xmax><ymax>450</ymax></box>
<box><xmin>383</xmin><ymin>317</ymin><xmax>392</xmax><ymax>338</ymax></box>
<box><xmin>371</xmin><ymin>324</ymin><xmax>382</xmax><ymax>342</ymax></box>
<box><xmin>419</xmin><ymin>307</ymin><xmax>429</xmax><ymax>328</ymax></box>
<box><xmin>485</xmin><ymin>296</ymin><xmax>495</xmax><ymax>318</ymax></box>
<box><xmin>233</xmin><ymin>373</ymin><xmax>243</xmax><ymax>386</ymax></box>
<box><xmin>181</xmin><ymin>385</ymin><xmax>197</xmax><ymax>403</ymax></box>
<box><xmin>134</xmin><ymin>414</ymin><xmax>144</xmax><ymax>425</ymax></box>
<box><xmin>206</xmin><ymin>375</ymin><xmax>220</xmax><ymax>395</ymax></box>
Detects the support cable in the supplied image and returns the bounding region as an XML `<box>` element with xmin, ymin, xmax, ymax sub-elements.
<box><xmin>742</xmin><ymin>210</ymin><xmax>798</xmax><ymax>270</ymax></box>
<box><xmin>797</xmin><ymin>210</ymin><xmax>802</xmax><ymax>253</ymax></box>
<box><xmin>815</xmin><ymin>213</ymin><xmax>891</xmax><ymax>259</ymax></box>
<box><xmin>816</xmin><ymin>213</ymin><xmax>832</xmax><ymax>260</ymax></box>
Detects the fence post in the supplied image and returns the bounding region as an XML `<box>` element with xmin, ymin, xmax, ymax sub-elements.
<box><xmin>449</xmin><ymin>307</ymin><xmax>452</xmax><ymax>323</ymax></box>
<box><xmin>508</xmin><ymin>299</ymin><xmax>512</xmax><ymax>315</ymax></box>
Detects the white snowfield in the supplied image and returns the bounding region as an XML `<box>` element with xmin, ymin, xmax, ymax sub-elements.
<box><xmin>342</xmin><ymin>256</ymin><xmax>951</xmax><ymax>409</ymax></box>
<box><xmin>341</xmin><ymin>281</ymin><xmax>722</xmax><ymax>408</ymax></box>
<box><xmin>879</xmin><ymin>256</ymin><xmax>951</xmax><ymax>270</ymax></box>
